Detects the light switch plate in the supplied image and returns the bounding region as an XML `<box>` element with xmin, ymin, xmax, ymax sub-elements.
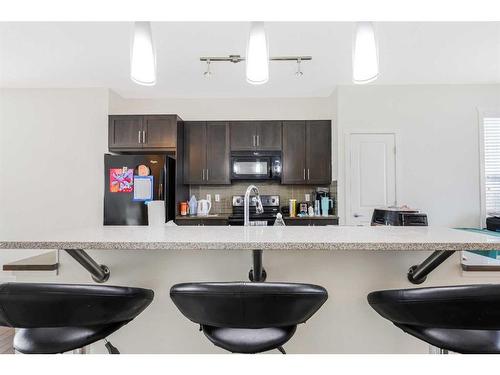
<box><xmin>215</xmin><ymin>194</ymin><xmax>220</xmax><ymax>202</ymax></box>
<box><xmin>206</xmin><ymin>194</ymin><xmax>211</xmax><ymax>202</ymax></box>
<box><xmin>305</xmin><ymin>194</ymin><xmax>310</xmax><ymax>202</ymax></box>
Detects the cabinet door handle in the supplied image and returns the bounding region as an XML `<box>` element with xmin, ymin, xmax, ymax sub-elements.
<box><xmin>202</xmin><ymin>169</ymin><xmax>205</xmax><ymax>181</ymax></box>
<box><xmin>303</xmin><ymin>169</ymin><xmax>306</xmax><ymax>180</ymax></box>
<box><xmin>307</xmin><ymin>168</ymin><xmax>310</xmax><ymax>180</ymax></box>
<box><xmin>253</xmin><ymin>135</ymin><xmax>256</xmax><ymax>147</ymax></box>
<box><xmin>206</xmin><ymin>169</ymin><xmax>209</xmax><ymax>181</ymax></box>
<box><xmin>142</xmin><ymin>130</ymin><xmax>146</xmax><ymax>144</ymax></box>
<box><xmin>257</xmin><ymin>135</ymin><xmax>260</xmax><ymax>146</ymax></box>
<box><xmin>138</xmin><ymin>131</ymin><xmax>142</xmax><ymax>144</ymax></box>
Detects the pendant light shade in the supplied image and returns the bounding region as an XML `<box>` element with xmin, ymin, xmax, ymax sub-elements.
<box><xmin>246</xmin><ymin>22</ymin><xmax>269</xmax><ymax>85</ymax></box>
<box><xmin>352</xmin><ymin>22</ymin><xmax>379</xmax><ymax>84</ymax></box>
<box><xmin>131</xmin><ymin>22</ymin><xmax>157</xmax><ymax>86</ymax></box>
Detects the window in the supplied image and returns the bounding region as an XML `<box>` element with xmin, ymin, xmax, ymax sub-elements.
<box><xmin>481</xmin><ymin>115</ymin><xmax>500</xmax><ymax>221</ymax></box>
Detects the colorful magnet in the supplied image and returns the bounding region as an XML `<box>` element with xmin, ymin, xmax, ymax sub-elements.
<box><xmin>109</xmin><ymin>168</ymin><xmax>133</xmax><ymax>193</ymax></box>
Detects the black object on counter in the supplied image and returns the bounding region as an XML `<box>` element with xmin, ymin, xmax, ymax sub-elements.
<box><xmin>486</xmin><ymin>216</ymin><xmax>500</xmax><ymax>232</ymax></box>
<box><xmin>371</xmin><ymin>208</ymin><xmax>428</xmax><ymax>226</ymax></box>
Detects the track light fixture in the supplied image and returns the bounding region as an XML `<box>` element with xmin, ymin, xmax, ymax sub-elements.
<box><xmin>203</xmin><ymin>59</ymin><xmax>213</xmax><ymax>78</ymax></box>
<box><xmin>295</xmin><ymin>58</ymin><xmax>303</xmax><ymax>78</ymax></box>
<box><xmin>199</xmin><ymin>55</ymin><xmax>311</xmax><ymax>81</ymax></box>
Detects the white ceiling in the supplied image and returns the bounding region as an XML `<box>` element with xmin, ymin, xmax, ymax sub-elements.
<box><xmin>1</xmin><ymin>22</ymin><xmax>499</xmax><ymax>98</ymax></box>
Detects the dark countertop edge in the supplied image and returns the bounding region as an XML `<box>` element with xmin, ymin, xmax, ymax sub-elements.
<box><xmin>175</xmin><ymin>215</ymin><xmax>229</xmax><ymax>220</ymax></box>
<box><xmin>0</xmin><ymin>241</ymin><xmax>492</xmax><ymax>251</ymax></box>
<box><xmin>284</xmin><ymin>216</ymin><xmax>339</xmax><ymax>219</ymax></box>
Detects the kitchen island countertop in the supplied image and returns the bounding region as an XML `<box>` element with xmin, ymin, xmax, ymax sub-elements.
<box><xmin>1</xmin><ymin>226</ymin><xmax>500</xmax><ymax>251</ymax></box>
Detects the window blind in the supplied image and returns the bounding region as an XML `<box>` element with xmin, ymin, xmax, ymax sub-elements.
<box><xmin>484</xmin><ymin>117</ymin><xmax>500</xmax><ymax>215</ymax></box>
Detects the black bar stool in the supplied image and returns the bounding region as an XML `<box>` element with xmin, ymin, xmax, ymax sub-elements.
<box><xmin>170</xmin><ymin>282</ymin><xmax>328</xmax><ymax>354</ymax></box>
<box><xmin>0</xmin><ymin>283</ymin><xmax>154</xmax><ymax>354</ymax></box>
<box><xmin>367</xmin><ymin>284</ymin><xmax>500</xmax><ymax>353</ymax></box>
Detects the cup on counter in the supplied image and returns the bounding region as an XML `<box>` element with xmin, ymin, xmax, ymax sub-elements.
<box><xmin>180</xmin><ymin>201</ymin><xmax>188</xmax><ymax>216</ymax></box>
<box><xmin>289</xmin><ymin>199</ymin><xmax>297</xmax><ymax>218</ymax></box>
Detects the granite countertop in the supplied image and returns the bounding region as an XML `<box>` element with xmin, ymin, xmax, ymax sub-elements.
<box><xmin>1</xmin><ymin>226</ymin><xmax>500</xmax><ymax>251</ymax></box>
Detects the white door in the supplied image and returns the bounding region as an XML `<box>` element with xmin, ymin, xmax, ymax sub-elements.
<box><xmin>346</xmin><ymin>133</ymin><xmax>396</xmax><ymax>225</ymax></box>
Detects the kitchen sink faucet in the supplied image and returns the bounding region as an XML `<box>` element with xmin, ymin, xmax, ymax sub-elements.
<box><xmin>244</xmin><ymin>185</ymin><xmax>264</xmax><ymax>226</ymax></box>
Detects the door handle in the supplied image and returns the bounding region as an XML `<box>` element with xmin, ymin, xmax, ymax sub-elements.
<box><xmin>253</xmin><ymin>135</ymin><xmax>256</xmax><ymax>147</ymax></box>
<box><xmin>307</xmin><ymin>168</ymin><xmax>310</xmax><ymax>180</ymax></box>
<box><xmin>202</xmin><ymin>169</ymin><xmax>205</xmax><ymax>181</ymax></box>
<box><xmin>206</xmin><ymin>169</ymin><xmax>209</xmax><ymax>181</ymax></box>
<box><xmin>303</xmin><ymin>169</ymin><xmax>306</xmax><ymax>180</ymax></box>
<box><xmin>138</xmin><ymin>131</ymin><xmax>142</xmax><ymax>144</ymax></box>
<box><xmin>142</xmin><ymin>130</ymin><xmax>146</xmax><ymax>144</ymax></box>
<box><xmin>256</xmin><ymin>135</ymin><xmax>259</xmax><ymax>147</ymax></box>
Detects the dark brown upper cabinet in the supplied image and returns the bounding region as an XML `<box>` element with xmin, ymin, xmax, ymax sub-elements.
<box><xmin>282</xmin><ymin>120</ymin><xmax>331</xmax><ymax>185</ymax></box>
<box><xmin>230</xmin><ymin>121</ymin><xmax>282</xmax><ymax>151</ymax></box>
<box><xmin>184</xmin><ymin>121</ymin><xmax>230</xmax><ymax>185</ymax></box>
<box><xmin>109</xmin><ymin>115</ymin><xmax>180</xmax><ymax>151</ymax></box>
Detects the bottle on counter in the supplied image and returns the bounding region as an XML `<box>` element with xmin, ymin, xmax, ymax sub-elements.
<box><xmin>273</xmin><ymin>213</ymin><xmax>286</xmax><ymax>226</ymax></box>
<box><xmin>188</xmin><ymin>195</ymin><xmax>198</xmax><ymax>216</ymax></box>
<box><xmin>289</xmin><ymin>199</ymin><xmax>297</xmax><ymax>218</ymax></box>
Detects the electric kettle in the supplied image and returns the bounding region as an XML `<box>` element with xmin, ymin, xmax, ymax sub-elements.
<box><xmin>197</xmin><ymin>199</ymin><xmax>212</xmax><ymax>216</ymax></box>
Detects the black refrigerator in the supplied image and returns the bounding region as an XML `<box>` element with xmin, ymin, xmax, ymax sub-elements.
<box><xmin>104</xmin><ymin>154</ymin><xmax>176</xmax><ymax>225</ymax></box>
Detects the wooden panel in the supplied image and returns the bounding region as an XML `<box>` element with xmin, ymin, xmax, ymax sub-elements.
<box><xmin>306</xmin><ymin>120</ymin><xmax>332</xmax><ymax>184</ymax></box>
<box><xmin>282</xmin><ymin>121</ymin><xmax>307</xmax><ymax>184</ymax></box>
<box><xmin>230</xmin><ymin>121</ymin><xmax>257</xmax><ymax>151</ymax></box>
<box><xmin>183</xmin><ymin>122</ymin><xmax>206</xmax><ymax>184</ymax></box>
<box><xmin>143</xmin><ymin>115</ymin><xmax>177</xmax><ymax>149</ymax></box>
<box><xmin>108</xmin><ymin>115</ymin><xmax>143</xmax><ymax>149</ymax></box>
<box><xmin>283</xmin><ymin>218</ymin><xmax>310</xmax><ymax>226</ymax></box>
<box><xmin>202</xmin><ymin>218</ymin><xmax>228</xmax><ymax>226</ymax></box>
<box><xmin>206</xmin><ymin>122</ymin><xmax>230</xmax><ymax>184</ymax></box>
<box><xmin>256</xmin><ymin>121</ymin><xmax>282</xmax><ymax>150</ymax></box>
<box><xmin>175</xmin><ymin>218</ymin><xmax>204</xmax><ymax>226</ymax></box>
<box><xmin>310</xmin><ymin>218</ymin><xmax>338</xmax><ymax>226</ymax></box>
<box><xmin>3</xmin><ymin>251</ymin><xmax>58</xmax><ymax>271</ymax></box>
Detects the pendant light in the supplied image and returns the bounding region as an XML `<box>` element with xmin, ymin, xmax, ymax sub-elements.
<box><xmin>352</xmin><ymin>22</ymin><xmax>379</xmax><ymax>84</ymax></box>
<box><xmin>130</xmin><ymin>22</ymin><xmax>157</xmax><ymax>86</ymax></box>
<box><xmin>245</xmin><ymin>22</ymin><xmax>269</xmax><ymax>85</ymax></box>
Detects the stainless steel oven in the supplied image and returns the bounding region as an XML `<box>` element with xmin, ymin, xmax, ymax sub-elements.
<box><xmin>230</xmin><ymin>151</ymin><xmax>281</xmax><ymax>181</ymax></box>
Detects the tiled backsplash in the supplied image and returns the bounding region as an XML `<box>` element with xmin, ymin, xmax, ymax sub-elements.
<box><xmin>188</xmin><ymin>181</ymin><xmax>337</xmax><ymax>215</ymax></box>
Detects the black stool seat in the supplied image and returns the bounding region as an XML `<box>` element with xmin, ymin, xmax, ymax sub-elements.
<box><xmin>0</xmin><ymin>283</ymin><xmax>154</xmax><ymax>354</ymax></box>
<box><xmin>170</xmin><ymin>282</ymin><xmax>327</xmax><ymax>353</ymax></box>
<box><xmin>368</xmin><ymin>284</ymin><xmax>500</xmax><ymax>353</ymax></box>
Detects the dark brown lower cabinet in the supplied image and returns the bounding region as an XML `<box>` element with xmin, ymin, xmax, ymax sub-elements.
<box><xmin>175</xmin><ymin>218</ymin><xmax>228</xmax><ymax>226</ymax></box>
<box><xmin>284</xmin><ymin>217</ymin><xmax>338</xmax><ymax>226</ymax></box>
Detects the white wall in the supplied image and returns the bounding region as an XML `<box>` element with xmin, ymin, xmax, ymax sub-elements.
<box><xmin>0</xmin><ymin>88</ymin><xmax>109</xmax><ymax>265</ymax></box>
<box><xmin>109</xmin><ymin>90</ymin><xmax>334</xmax><ymax>120</ymax></box>
<box><xmin>336</xmin><ymin>84</ymin><xmax>500</xmax><ymax>227</ymax></box>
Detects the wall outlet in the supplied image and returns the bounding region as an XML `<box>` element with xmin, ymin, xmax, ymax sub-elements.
<box><xmin>305</xmin><ymin>194</ymin><xmax>310</xmax><ymax>202</ymax></box>
<box><xmin>215</xmin><ymin>194</ymin><xmax>220</xmax><ymax>202</ymax></box>
<box><xmin>206</xmin><ymin>194</ymin><xmax>211</xmax><ymax>202</ymax></box>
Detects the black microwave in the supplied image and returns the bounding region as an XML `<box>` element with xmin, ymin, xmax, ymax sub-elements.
<box><xmin>230</xmin><ymin>151</ymin><xmax>281</xmax><ymax>181</ymax></box>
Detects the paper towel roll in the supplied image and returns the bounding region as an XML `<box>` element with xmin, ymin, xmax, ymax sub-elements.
<box><xmin>147</xmin><ymin>200</ymin><xmax>166</xmax><ymax>226</ymax></box>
